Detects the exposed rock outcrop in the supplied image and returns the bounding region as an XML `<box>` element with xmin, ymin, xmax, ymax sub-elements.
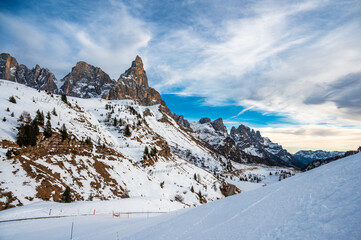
<box><xmin>0</xmin><ymin>53</ymin><xmax>58</xmax><ymax>93</ymax></box>
<box><xmin>191</xmin><ymin>118</ymin><xmax>304</xmax><ymax>169</ymax></box>
<box><xmin>211</xmin><ymin>118</ymin><xmax>227</xmax><ymax>134</ymax></box>
<box><xmin>171</xmin><ymin>112</ymin><xmax>191</xmax><ymax>130</ymax></box>
<box><xmin>0</xmin><ymin>53</ymin><xmax>18</xmax><ymax>81</ymax></box>
<box><xmin>120</xmin><ymin>55</ymin><xmax>148</xmax><ymax>88</ymax></box>
<box><xmin>105</xmin><ymin>56</ymin><xmax>164</xmax><ymax>106</ymax></box>
<box><xmin>199</xmin><ymin>117</ymin><xmax>211</xmax><ymax>124</ymax></box>
<box><xmin>60</xmin><ymin>61</ymin><xmax>115</xmax><ymax>98</ymax></box>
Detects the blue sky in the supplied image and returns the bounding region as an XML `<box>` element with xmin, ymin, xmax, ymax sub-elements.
<box><xmin>1</xmin><ymin>0</ymin><xmax>361</xmax><ymax>152</ymax></box>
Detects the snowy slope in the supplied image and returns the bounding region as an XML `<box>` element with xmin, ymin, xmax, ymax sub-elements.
<box><xmin>125</xmin><ymin>152</ymin><xmax>361</xmax><ymax>239</ymax></box>
<box><xmin>0</xmin><ymin>80</ymin><xmax>226</xmax><ymax>208</ymax></box>
<box><xmin>1</xmin><ymin>151</ymin><xmax>359</xmax><ymax>240</ymax></box>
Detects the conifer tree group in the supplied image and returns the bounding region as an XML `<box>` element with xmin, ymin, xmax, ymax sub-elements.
<box><xmin>16</xmin><ymin>111</ymin><xmax>39</xmax><ymax>147</ymax></box>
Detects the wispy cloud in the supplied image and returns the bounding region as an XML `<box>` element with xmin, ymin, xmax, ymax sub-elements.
<box><xmin>146</xmin><ymin>0</ymin><xmax>361</xmax><ymax>128</ymax></box>
<box><xmin>230</xmin><ymin>106</ymin><xmax>254</xmax><ymax>119</ymax></box>
<box><xmin>0</xmin><ymin>1</ymin><xmax>151</xmax><ymax>79</ymax></box>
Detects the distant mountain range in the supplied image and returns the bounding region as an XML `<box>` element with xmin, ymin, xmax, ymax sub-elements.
<box><xmin>293</xmin><ymin>150</ymin><xmax>345</xmax><ymax>164</ymax></box>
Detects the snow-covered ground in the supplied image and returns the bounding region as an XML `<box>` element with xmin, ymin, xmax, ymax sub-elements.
<box><xmin>0</xmin><ymin>197</ymin><xmax>183</xmax><ymax>221</ymax></box>
<box><xmin>222</xmin><ymin>161</ymin><xmax>297</xmax><ymax>192</ymax></box>
<box><xmin>1</xmin><ymin>152</ymin><xmax>360</xmax><ymax>240</ymax></box>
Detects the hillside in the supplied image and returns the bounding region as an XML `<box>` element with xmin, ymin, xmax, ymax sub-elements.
<box><xmin>1</xmin><ymin>151</ymin><xmax>359</xmax><ymax>240</ymax></box>
<box><xmin>0</xmin><ymin>80</ymin><xmax>229</xmax><ymax>208</ymax></box>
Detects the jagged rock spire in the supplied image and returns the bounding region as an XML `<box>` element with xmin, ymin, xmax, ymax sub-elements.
<box><xmin>120</xmin><ymin>55</ymin><xmax>148</xmax><ymax>88</ymax></box>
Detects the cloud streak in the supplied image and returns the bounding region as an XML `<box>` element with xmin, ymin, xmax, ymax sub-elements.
<box><xmin>0</xmin><ymin>1</ymin><xmax>151</xmax><ymax>79</ymax></box>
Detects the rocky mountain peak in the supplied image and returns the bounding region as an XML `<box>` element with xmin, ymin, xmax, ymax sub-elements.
<box><xmin>60</xmin><ymin>61</ymin><xmax>114</xmax><ymax>98</ymax></box>
<box><xmin>0</xmin><ymin>53</ymin><xmax>58</xmax><ymax>93</ymax></box>
<box><xmin>199</xmin><ymin>117</ymin><xmax>211</xmax><ymax>124</ymax></box>
<box><xmin>120</xmin><ymin>55</ymin><xmax>148</xmax><ymax>88</ymax></box>
<box><xmin>211</xmin><ymin>118</ymin><xmax>227</xmax><ymax>134</ymax></box>
<box><xmin>105</xmin><ymin>56</ymin><xmax>164</xmax><ymax>106</ymax></box>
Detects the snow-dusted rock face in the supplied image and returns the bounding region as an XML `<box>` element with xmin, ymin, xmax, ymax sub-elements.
<box><xmin>105</xmin><ymin>56</ymin><xmax>164</xmax><ymax>106</ymax></box>
<box><xmin>187</xmin><ymin>119</ymin><xmax>304</xmax><ymax>169</ymax></box>
<box><xmin>0</xmin><ymin>53</ymin><xmax>58</xmax><ymax>93</ymax></box>
<box><xmin>230</xmin><ymin>125</ymin><xmax>304</xmax><ymax>168</ymax></box>
<box><xmin>294</xmin><ymin>150</ymin><xmax>345</xmax><ymax>164</ymax></box>
<box><xmin>60</xmin><ymin>61</ymin><xmax>115</xmax><ymax>98</ymax></box>
<box><xmin>121</xmin><ymin>55</ymin><xmax>148</xmax><ymax>88</ymax></box>
<box><xmin>171</xmin><ymin>112</ymin><xmax>191</xmax><ymax>130</ymax></box>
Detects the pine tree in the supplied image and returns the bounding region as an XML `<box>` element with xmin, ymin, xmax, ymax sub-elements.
<box><xmin>11</xmin><ymin>112</ymin><xmax>14</xmax><ymax>117</ymax></box>
<box><xmin>16</xmin><ymin>123</ymin><xmax>37</xmax><ymax>147</ymax></box>
<box><xmin>61</xmin><ymin>186</ymin><xmax>72</xmax><ymax>203</ymax></box>
<box><xmin>2</xmin><ymin>117</ymin><xmax>6</xmax><ymax>122</ymax></box>
<box><xmin>191</xmin><ymin>186</ymin><xmax>194</xmax><ymax>193</ymax></box>
<box><xmin>194</xmin><ymin>173</ymin><xmax>197</xmax><ymax>181</ymax></box>
<box><xmin>44</xmin><ymin>119</ymin><xmax>52</xmax><ymax>138</ymax></box>
<box><xmin>113</xmin><ymin>118</ymin><xmax>118</xmax><ymax>127</ymax></box>
<box><xmin>6</xmin><ymin>107</ymin><xmax>10</xmax><ymax>112</ymax></box>
<box><xmin>144</xmin><ymin>146</ymin><xmax>149</xmax><ymax>155</ymax></box>
<box><xmin>61</xmin><ymin>94</ymin><xmax>67</xmax><ymax>103</ymax></box>
<box><xmin>60</xmin><ymin>124</ymin><xmax>68</xmax><ymax>141</ymax></box>
<box><xmin>9</xmin><ymin>96</ymin><xmax>16</xmax><ymax>103</ymax></box>
<box><xmin>46</xmin><ymin>111</ymin><xmax>51</xmax><ymax>120</ymax></box>
<box><xmin>31</xmin><ymin>119</ymin><xmax>39</xmax><ymax>137</ymax></box>
<box><xmin>52</xmin><ymin>108</ymin><xmax>57</xmax><ymax>116</ymax></box>
<box><xmin>150</xmin><ymin>147</ymin><xmax>157</xmax><ymax>156</ymax></box>
<box><xmin>35</xmin><ymin>110</ymin><xmax>44</xmax><ymax>125</ymax></box>
<box><xmin>124</xmin><ymin>125</ymin><xmax>131</xmax><ymax>137</ymax></box>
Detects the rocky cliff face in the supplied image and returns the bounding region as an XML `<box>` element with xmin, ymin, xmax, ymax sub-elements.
<box><xmin>105</xmin><ymin>56</ymin><xmax>164</xmax><ymax>106</ymax></box>
<box><xmin>60</xmin><ymin>61</ymin><xmax>115</xmax><ymax>98</ymax></box>
<box><xmin>59</xmin><ymin>56</ymin><xmax>165</xmax><ymax>106</ymax></box>
<box><xmin>0</xmin><ymin>53</ymin><xmax>18</xmax><ymax>81</ymax></box>
<box><xmin>121</xmin><ymin>55</ymin><xmax>148</xmax><ymax>88</ymax></box>
<box><xmin>187</xmin><ymin>118</ymin><xmax>304</xmax><ymax>169</ymax></box>
<box><xmin>230</xmin><ymin>125</ymin><xmax>304</xmax><ymax>168</ymax></box>
<box><xmin>0</xmin><ymin>53</ymin><xmax>58</xmax><ymax>93</ymax></box>
<box><xmin>171</xmin><ymin>113</ymin><xmax>191</xmax><ymax>130</ymax></box>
